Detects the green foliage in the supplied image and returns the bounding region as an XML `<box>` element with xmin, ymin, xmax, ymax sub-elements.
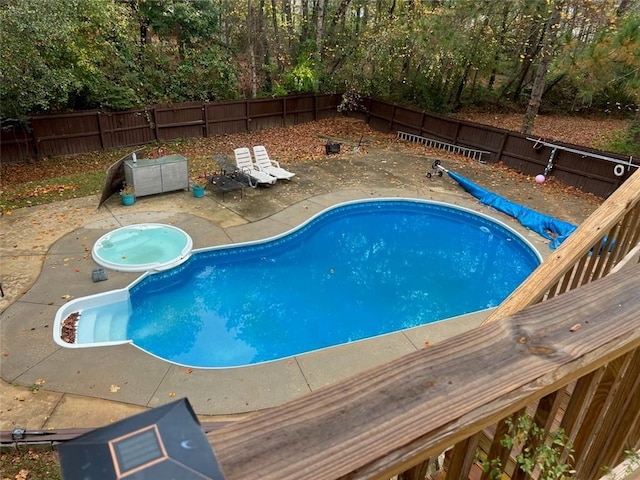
<box><xmin>596</xmin><ymin>122</ymin><xmax>640</xmax><ymax>157</ymax></box>
<box><xmin>139</xmin><ymin>0</ymin><xmax>220</xmax><ymax>50</ymax></box>
<box><xmin>166</xmin><ymin>47</ymin><xmax>240</xmax><ymax>102</ymax></box>
<box><xmin>2</xmin><ymin>0</ymin><xmax>640</xmax><ymax>121</ymax></box>
<box><xmin>0</xmin><ymin>0</ymin><xmax>234</xmax><ymax>121</ymax></box>
<box><xmin>0</xmin><ymin>0</ymin><xmax>140</xmax><ymax>118</ymax></box>
<box><xmin>484</xmin><ymin>413</ymin><xmax>575</xmax><ymax>480</ymax></box>
<box><xmin>1</xmin><ymin>0</ymin><xmax>81</xmax><ymax>121</ymax></box>
<box><xmin>623</xmin><ymin>449</ymin><xmax>640</xmax><ymax>474</ymax></box>
<box><xmin>284</xmin><ymin>58</ymin><xmax>318</xmax><ymax>93</ymax></box>
<box><xmin>561</xmin><ymin>9</ymin><xmax>640</xmax><ymax>113</ymax></box>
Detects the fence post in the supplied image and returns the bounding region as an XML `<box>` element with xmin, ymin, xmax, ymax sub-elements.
<box><xmin>389</xmin><ymin>104</ymin><xmax>397</xmax><ymax>132</ymax></box>
<box><xmin>366</xmin><ymin>98</ymin><xmax>372</xmax><ymax>124</ymax></box>
<box><xmin>313</xmin><ymin>94</ymin><xmax>318</xmax><ymax>122</ymax></box>
<box><xmin>97</xmin><ymin>112</ymin><xmax>106</xmax><ymax>149</ymax></box>
<box><xmin>283</xmin><ymin>96</ymin><xmax>287</xmax><ymax>126</ymax></box>
<box><xmin>245</xmin><ymin>100</ymin><xmax>250</xmax><ymax>131</ymax></box>
<box><xmin>153</xmin><ymin>106</ymin><xmax>160</xmax><ymax>142</ymax></box>
<box><xmin>202</xmin><ymin>104</ymin><xmax>209</xmax><ymax>138</ymax></box>
<box><xmin>496</xmin><ymin>131</ymin><xmax>509</xmax><ymax>164</ymax></box>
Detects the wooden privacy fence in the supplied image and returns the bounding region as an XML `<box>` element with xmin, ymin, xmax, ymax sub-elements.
<box><xmin>0</xmin><ymin>94</ymin><xmax>341</xmax><ymax>162</ymax></box>
<box><xmin>206</xmin><ymin>168</ymin><xmax>640</xmax><ymax>479</ymax></box>
<box><xmin>361</xmin><ymin>98</ymin><xmax>638</xmax><ymax>198</ymax></box>
<box><xmin>3</xmin><ymin>93</ymin><xmax>637</xmax><ymax>199</ymax></box>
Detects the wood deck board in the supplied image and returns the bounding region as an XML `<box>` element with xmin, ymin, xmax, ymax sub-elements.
<box><xmin>208</xmin><ymin>263</ymin><xmax>640</xmax><ymax>480</ymax></box>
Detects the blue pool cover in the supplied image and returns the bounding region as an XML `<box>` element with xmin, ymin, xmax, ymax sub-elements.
<box><xmin>447</xmin><ymin>170</ymin><xmax>577</xmax><ymax>249</ymax></box>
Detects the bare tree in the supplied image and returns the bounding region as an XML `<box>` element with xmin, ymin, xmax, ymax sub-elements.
<box><xmin>522</xmin><ymin>0</ymin><xmax>563</xmax><ymax>134</ymax></box>
<box><xmin>315</xmin><ymin>0</ymin><xmax>326</xmax><ymax>60</ymax></box>
<box><xmin>248</xmin><ymin>0</ymin><xmax>258</xmax><ymax>97</ymax></box>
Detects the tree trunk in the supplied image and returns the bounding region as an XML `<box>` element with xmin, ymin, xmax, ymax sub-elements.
<box><xmin>489</xmin><ymin>3</ymin><xmax>511</xmax><ymax>91</ymax></box>
<box><xmin>329</xmin><ymin>0</ymin><xmax>352</xmax><ymax>31</ymax></box>
<box><xmin>522</xmin><ymin>0</ymin><xmax>563</xmax><ymax>135</ymax></box>
<box><xmin>500</xmin><ymin>1</ymin><xmax>548</xmax><ymax>102</ymax></box>
<box><xmin>282</xmin><ymin>0</ymin><xmax>294</xmax><ymax>57</ymax></box>
<box><xmin>315</xmin><ymin>0</ymin><xmax>326</xmax><ymax>60</ymax></box>
<box><xmin>259</xmin><ymin>0</ymin><xmax>273</xmax><ymax>93</ymax></box>
<box><xmin>248</xmin><ymin>0</ymin><xmax>258</xmax><ymax>98</ymax></box>
<box><xmin>300</xmin><ymin>0</ymin><xmax>310</xmax><ymax>45</ymax></box>
<box><xmin>270</xmin><ymin>0</ymin><xmax>283</xmax><ymax>73</ymax></box>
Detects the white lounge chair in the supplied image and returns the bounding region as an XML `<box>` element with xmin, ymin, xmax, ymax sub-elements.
<box><xmin>253</xmin><ymin>145</ymin><xmax>296</xmax><ymax>181</ymax></box>
<box><xmin>233</xmin><ymin>147</ymin><xmax>277</xmax><ymax>186</ymax></box>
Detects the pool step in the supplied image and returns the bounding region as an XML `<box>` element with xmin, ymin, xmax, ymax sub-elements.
<box><xmin>75</xmin><ymin>311</ymin><xmax>98</xmax><ymax>344</ymax></box>
<box><xmin>93</xmin><ymin>312</ymin><xmax>114</xmax><ymax>343</ymax></box>
<box><xmin>74</xmin><ymin>305</ymin><xmax>129</xmax><ymax>344</ymax></box>
<box><xmin>93</xmin><ymin>307</ymin><xmax>129</xmax><ymax>343</ymax></box>
<box><xmin>109</xmin><ymin>311</ymin><xmax>129</xmax><ymax>341</ymax></box>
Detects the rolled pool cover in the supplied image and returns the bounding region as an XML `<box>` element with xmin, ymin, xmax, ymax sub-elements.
<box><xmin>447</xmin><ymin>170</ymin><xmax>577</xmax><ymax>250</ymax></box>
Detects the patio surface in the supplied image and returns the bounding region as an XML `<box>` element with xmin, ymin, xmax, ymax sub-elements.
<box><xmin>0</xmin><ymin>147</ymin><xmax>600</xmax><ymax>430</ymax></box>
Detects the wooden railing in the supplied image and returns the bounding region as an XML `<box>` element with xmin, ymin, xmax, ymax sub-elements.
<box><xmin>207</xmin><ymin>169</ymin><xmax>640</xmax><ymax>480</ymax></box>
<box><xmin>484</xmin><ymin>165</ymin><xmax>640</xmax><ymax>323</ymax></box>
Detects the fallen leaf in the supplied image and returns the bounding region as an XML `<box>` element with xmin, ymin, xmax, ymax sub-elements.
<box><xmin>570</xmin><ymin>323</ymin><xmax>582</xmax><ymax>332</ymax></box>
<box><xmin>16</xmin><ymin>468</ymin><xmax>30</xmax><ymax>480</ymax></box>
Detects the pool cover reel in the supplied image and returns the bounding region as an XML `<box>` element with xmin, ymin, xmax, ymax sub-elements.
<box><xmin>429</xmin><ymin>160</ymin><xmax>577</xmax><ymax>249</ymax></box>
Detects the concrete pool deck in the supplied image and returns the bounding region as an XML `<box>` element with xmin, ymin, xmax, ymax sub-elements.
<box><xmin>0</xmin><ymin>150</ymin><xmax>598</xmax><ymax>431</ymax></box>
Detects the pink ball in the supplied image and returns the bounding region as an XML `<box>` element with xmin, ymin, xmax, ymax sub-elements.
<box><xmin>535</xmin><ymin>174</ymin><xmax>546</xmax><ymax>184</ymax></box>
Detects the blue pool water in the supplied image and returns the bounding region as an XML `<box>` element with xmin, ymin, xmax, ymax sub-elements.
<box><xmin>119</xmin><ymin>199</ymin><xmax>541</xmax><ymax>368</ymax></box>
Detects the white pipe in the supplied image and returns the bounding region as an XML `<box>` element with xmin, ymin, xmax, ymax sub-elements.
<box><xmin>527</xmin><ymin>137</ymin><xmax>639</xmax><ymax>169</ymax></box>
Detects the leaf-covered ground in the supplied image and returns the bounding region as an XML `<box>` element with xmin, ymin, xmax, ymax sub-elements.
<box><xmin>456</xmin><ymin>112</ymin><xmax>631</xmax><ymax>150</ymax></box>
<box><xmin>2</xmin><ymin>113</ymin><xmax>630</xmax><ymax>183</ymax></box>
<box><xmin>0</xmin><ymin>449</ymin><xmax>62</xmax><ymax>480</ymax></box>
<box><xmin>0</xmin><ymin>113</ymin><xmax>629</xmax><ymax>212</ymax></box>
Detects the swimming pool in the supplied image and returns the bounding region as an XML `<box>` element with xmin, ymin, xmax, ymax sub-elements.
<box><xmin>54</xmin><ymin>199</ymin><xmax>542</xmax><ymax>368</ymax></box>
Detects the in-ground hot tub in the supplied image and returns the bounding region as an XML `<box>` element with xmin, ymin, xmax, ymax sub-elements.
<box><xmin>92</xmin><ymin>223</ymin><xmax>193</xmax><ymax>272</ymax></box>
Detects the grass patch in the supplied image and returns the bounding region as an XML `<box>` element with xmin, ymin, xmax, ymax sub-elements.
<box><xmin>1</xmin><ymin>171</ymin><xmax>106</xmax><ymax>211</ymax></box>
<box><xmin>595</xmin><ymin>123</ymin><xmax>640</xmax><ymax>157</ymax></box>
<box><xmin>0</xmin><ymin>448</ymin><xmax>62</xmax><ymax>479</ymax></box>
